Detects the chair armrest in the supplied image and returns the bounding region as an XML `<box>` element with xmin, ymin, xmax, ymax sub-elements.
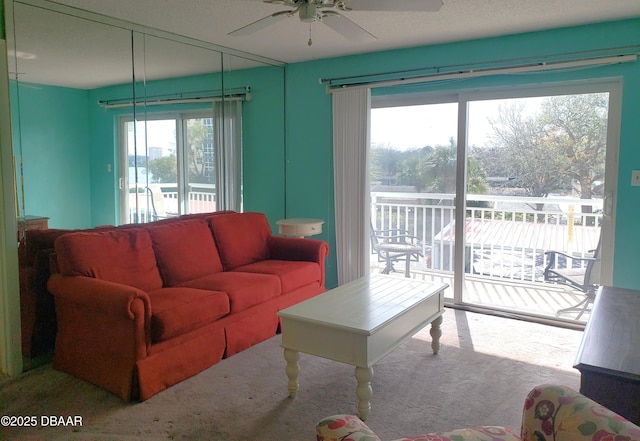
<box><xmin>376</xmin><ymin>228</ymin><xmax>410</xmax><ymax>234</ymax></box>
<box><xmin>521</xmin><ymin>384</ymin><xmax>640</xmax><ymax>441</ymax></box>
<box><xmin>543</xmin><ymin>250</ymin><xmax>596</xmax><ymax>277</ymax></box>
<box><xmin>544</xmin><ymin>250</ymin><xmax>596</xmax><ymax>262</ymax></box>
<box><xmin>316</xmin><ymin>415</ymin><xmax>382</xmax><ymax>441</ymax></box>
<box><xmin>373</xmin><ymin>234</ymin><xmax>421</xmax><ymax>248</ymax></box>
<box><xmin>372</xmin><ymin>226</ymin><xmax>419</xmax><ymax>241</ymax></box>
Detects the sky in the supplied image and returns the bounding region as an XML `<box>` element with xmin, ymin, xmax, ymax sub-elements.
<box><xmin>128</xmin><ymin>119</ymin><xmax>177</xmax><ymax>155</ymax></box>
<box><xmin>371</xmin><ymin>98</ymin><xmax>544</xmax><ymax>150</ymax></box>
<box><xmin>129</xmin><ymin>98</ymin><xmax>544</xmax><ymax>153</ymax></box>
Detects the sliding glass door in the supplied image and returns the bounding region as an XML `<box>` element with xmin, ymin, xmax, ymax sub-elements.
<box><xmin>370</xmin><ymin>80</ymin><xmax>620</xmax><ymax>323</ymax></box>
<box><xmin>461</xmin><ymin>86</ymin><xmax>617</xmax><ymax>319</ymax></box>
<box><xmin>120</xmin><ymin>111</ymin><xmax>219</xmax><ymax>224</ymax></box>
<box><xmin>370</xmin><ymin>100</ymin><xmax>458</xmax><ymax>300</ymax></box>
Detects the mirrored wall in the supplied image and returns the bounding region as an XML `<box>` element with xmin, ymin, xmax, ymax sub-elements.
<box><xmin>5</xmin><ymin>0</ymin><xmax>285</xmax><ymax>367</ymax></box>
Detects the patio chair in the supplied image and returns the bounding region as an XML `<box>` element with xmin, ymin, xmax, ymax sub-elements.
<box><xmin>370</xmin><ymin>223</ymin><xmax>423</xmax><ymax>278</ymax></box>
<box><xmin>543</xmin><ymin>231</ymin><xmax>601</xmax><ymax>320</ymax></box>
<box><xmin>146</xmin><ymin>185</ymin><xmax>169</xmax><ymax>221</ymax></box>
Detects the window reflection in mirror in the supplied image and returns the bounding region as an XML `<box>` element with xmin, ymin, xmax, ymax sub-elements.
<box><xmin>6</xmin><ymin>0</ymin><xmax>284</xmax><ymax>371</ymax></box>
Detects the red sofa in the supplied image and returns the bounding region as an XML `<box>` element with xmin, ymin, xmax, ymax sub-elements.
<box><xmin>47</xmin><ymin>211</ymin><xmax>329</xmax><ymax>401</ymax></box>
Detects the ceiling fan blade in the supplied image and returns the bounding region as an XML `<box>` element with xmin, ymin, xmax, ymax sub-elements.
<box><xmin>228</xmin><ymin>10</ymin><xmax>293</xmax><ymax>36</ymax></box>
<box><xmin>321</xmin><ymin>11</ymin><xmax>376</xmax><ymax>42</ymax></box>
<box><xmin>346</xmin><ymin>0</ymin><xmax>444</xmax><ymax>12</ymax></box>
<box><xmin>263</xmin><ymin>0</ymin><xmax>296</xmax><ymax>4</ymax></box>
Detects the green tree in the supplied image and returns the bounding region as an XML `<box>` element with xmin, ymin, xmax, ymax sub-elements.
<box><xmin>370</xmin><ymin>144</ymin><xmax>405</xmax><ymax>183</ymax></box>
<box><xmin>422</xmin><ymin>142</ymin><xmax>456</xmax><ymax>192</ymax></box>
<box><xmin>467</xmin><ymin>147</ymin><xmax>488</xmax><ymax>195</ymax></box>
<box><xmin>487</xmin><ymin>94</ymin><xmax>608</xmax><ymax>202</ymax></box>
<box><xmin>371</xmin><ymin>140</ymin><xmax>487</xmax><ymax>194</ymax></box>
<box><xmin>487</xmin><ymin>101</ymin><xmax>569</xmax><ymax>200</ymax></box>
<box><xmin>148</xmin><ymin>155</ymin><xmax>177</xmax><ymax>183</ymax></box>
<box><xmin>538</xmin><ymin>93</ymin><xmax>607</xmax><ymax>200</ymax></box>
<box><xmin>186</xmin><ymin>120</ymin><xmax>214</xmax><ymax>183</ymax></box>
<box><xmin>417</xmin><ymin>139</ymin><xmax>487</xmax><ymax>194</ymax></box>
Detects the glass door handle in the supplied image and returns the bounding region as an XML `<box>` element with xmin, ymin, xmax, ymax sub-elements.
<box><xmin>603</xmin><ymin>192</ymin><xmax>613</xmax><ymax>217</ymax></box>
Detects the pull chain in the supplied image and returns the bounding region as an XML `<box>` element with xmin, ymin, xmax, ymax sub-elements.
<box><xmin>308</xmin><ymin>23</ymin><xmax>313</xmax><ymax>46</ymax></box>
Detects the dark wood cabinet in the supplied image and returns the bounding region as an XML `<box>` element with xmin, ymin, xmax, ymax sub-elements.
<box><xmin>17</xmin><ymin>215</ymin><xmax>49</xmax><ymax>241</ymax></box>
<box><xmin>574</xmin><ymin>286</ymin><xmax>640</xmax><ymax>425</ymax></box>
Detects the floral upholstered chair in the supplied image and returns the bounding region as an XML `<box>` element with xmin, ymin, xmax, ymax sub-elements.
<box><xmin>316</xmin><ymin>384</ymin><xmax>640</xmax><ymax>441</ymax></box>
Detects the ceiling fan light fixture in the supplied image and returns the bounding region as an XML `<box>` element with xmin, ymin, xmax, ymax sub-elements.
<box><xmin>232</xmin><ymin>0</ymin><xmax>444</xmax><ymax>43</ymax></box>
<box><xmin>299</xmin><ymin>3</ymin><xmax>318</xmax><ymax>22</ymax></box>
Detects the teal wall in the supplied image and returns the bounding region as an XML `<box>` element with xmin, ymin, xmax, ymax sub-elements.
<box><xmin>285</xmin><ymin>19</ymin><xmax>640</xmax><ymax>289</ymax></box>
<box><xmin>11</xmin><ymin>82</ymin><xmax>91</xmax><ymax>228</ymax></box>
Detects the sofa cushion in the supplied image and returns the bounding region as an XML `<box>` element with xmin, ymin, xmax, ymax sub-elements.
<box><xmin>147</xmin><ymin>219</ymin><xmax>223</xmax><ymax>286</ymax></box>
<box><xmin>147</xmin><ymin>287</ymin><xmax>230</xmax><ymax>343</ymax></box>
<box><xmin>209</xmin><ymin>212</ymin><xmax>272</xmax><ymax>270</ymax></box>
<box><xmin>180</xmin><ymin>272</ymin><xmax>280</xmax><ymax>313</ymax></box>
<box><xmin>55</xmin><ymin>229</ymin><xmax>163</xmax><ymax>292</ymax></box>
<box><xmin>232</xmin><ymin>260</ymin><xmax>321</xmax><ymax>294</ymax></box>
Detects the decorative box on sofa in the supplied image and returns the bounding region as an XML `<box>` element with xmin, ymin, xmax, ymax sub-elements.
<box><xmin>316</xmin><ymin>384</ymin><xmax>640</xmax><ymax>441</ymax></box>
<box><xmin>47</xmin><ymin>211</ymin><xmax>329</xmax><ymax>401</ymax></box>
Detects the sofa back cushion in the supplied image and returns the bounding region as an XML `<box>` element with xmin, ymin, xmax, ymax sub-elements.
<box><xmin>147</xmin><ymin>218</ymin><xmax>223</xmax><ymax>286</ymax></box>
<box><xmin>55</xmin><ymin>229</ymin><xmax>163</xmax><ymax>292</ymax></box>
<box><xmin>209</xmin><ymin>212</ymin><xmax>272</xmax><ymax>270</ymax></box>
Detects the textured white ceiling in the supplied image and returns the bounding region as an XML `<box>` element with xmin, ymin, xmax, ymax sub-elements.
<box><xmin>7</xmin><ymin>0</ymin><xmax>640</xmax><ymax>88</ymax></box>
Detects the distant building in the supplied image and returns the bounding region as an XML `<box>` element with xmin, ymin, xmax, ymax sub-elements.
<box><xmin>148</xmin><ymin>146</ymin><xmax>163</xmax><ymax>161</ymax></box>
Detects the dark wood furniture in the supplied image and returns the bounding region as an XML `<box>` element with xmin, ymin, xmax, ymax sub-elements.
<box><xmin>17</xmin><ymin>215</ymin><xmax>49</xmax><ymax>241</ymax></box>
<box><xmin>574</xmin><ymin>285</ymin><xmax>640</xmax><ymax>425</ymax></box>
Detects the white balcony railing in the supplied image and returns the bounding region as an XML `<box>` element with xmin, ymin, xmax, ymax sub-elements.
<box><xmin>130</xmin><ymin>188</ymin><xmax>601</xmax><ymax>285</ymax></box>
<box><xmin>371</xmin><ymin>192</ymin><xmax>602</xmax><ymax>283</ymax></box>
<box><xmin>128</xmin><ymin>183</ymin><xmax>216</xmax><ymax>223</ymax></box>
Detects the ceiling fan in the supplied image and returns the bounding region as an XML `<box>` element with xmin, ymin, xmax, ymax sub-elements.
<box><xmin>228</xmin><ymin>0</ymin><xmax>444</xmax><ymax>45</ymax></box>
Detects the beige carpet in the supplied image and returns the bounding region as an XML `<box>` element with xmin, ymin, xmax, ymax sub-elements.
<box><xmin>0</xmin><ymin>309</ymin><xmax>583</xmax><ymax>441</ymax></box>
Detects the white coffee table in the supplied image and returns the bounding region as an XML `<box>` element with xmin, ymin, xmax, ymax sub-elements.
<box><xmin>277</xmin><ymin>274</ymin><xmax>448</xmax><ymax>420</ymax></box>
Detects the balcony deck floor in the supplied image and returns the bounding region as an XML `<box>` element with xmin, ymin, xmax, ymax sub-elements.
<box><xmin>370</xmin><ymin>262</ymin><xmax>590</xmax><ymax>325</ymax></box>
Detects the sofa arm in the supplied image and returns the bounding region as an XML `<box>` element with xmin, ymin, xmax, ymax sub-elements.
<box><xmin>268</xmin><ymin>236</ymin><xmax>328</xmax><ymax>262</ymax></box>
<box><xmin>47</xmin><ymin>274</ymin><xmax>152</xmax><ymax>400</ymax></box>
<box><xmin>268</xmin><ymin>236</ymin><xmax>329</xmax><ymax>287</ymax></box>
<box><xmin>317</xmin><ymin>415</ymin><xmax>382</xmax><ymax>441</ymax></box>
<box><xmin>521</xmin><ymin>384</ymin><xmax>640</xmax><ymax>441</ymax></box>
<box><xmin>48</xmin><ymin>274</ymin><xmax>152</xmax><ymax>325</ymax></box>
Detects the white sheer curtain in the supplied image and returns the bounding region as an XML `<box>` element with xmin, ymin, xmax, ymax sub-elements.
<box><xmin>215</xmin><ymin>100</ymin><xmax>243</xmax><ymax>212</ymax></box>
<box><xmin>332</xmin><ymin>88</ymin><xmax>371</xmax><ymax>284</ymax></box>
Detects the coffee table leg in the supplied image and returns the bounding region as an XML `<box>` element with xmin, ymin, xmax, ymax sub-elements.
<box><xmin>430</xmin><ymin>315</ymin><xmax>443</xmax><ymax>354</ymax></box>
<box><xmin>284</xmin><ymin>348</ymin><xmax>299</xmax><ymax>398</ymax></box>
<box><xmin>355</xmin><ymin>366</ymin><xmax>373</xmax><ymax>421</ymax></box>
